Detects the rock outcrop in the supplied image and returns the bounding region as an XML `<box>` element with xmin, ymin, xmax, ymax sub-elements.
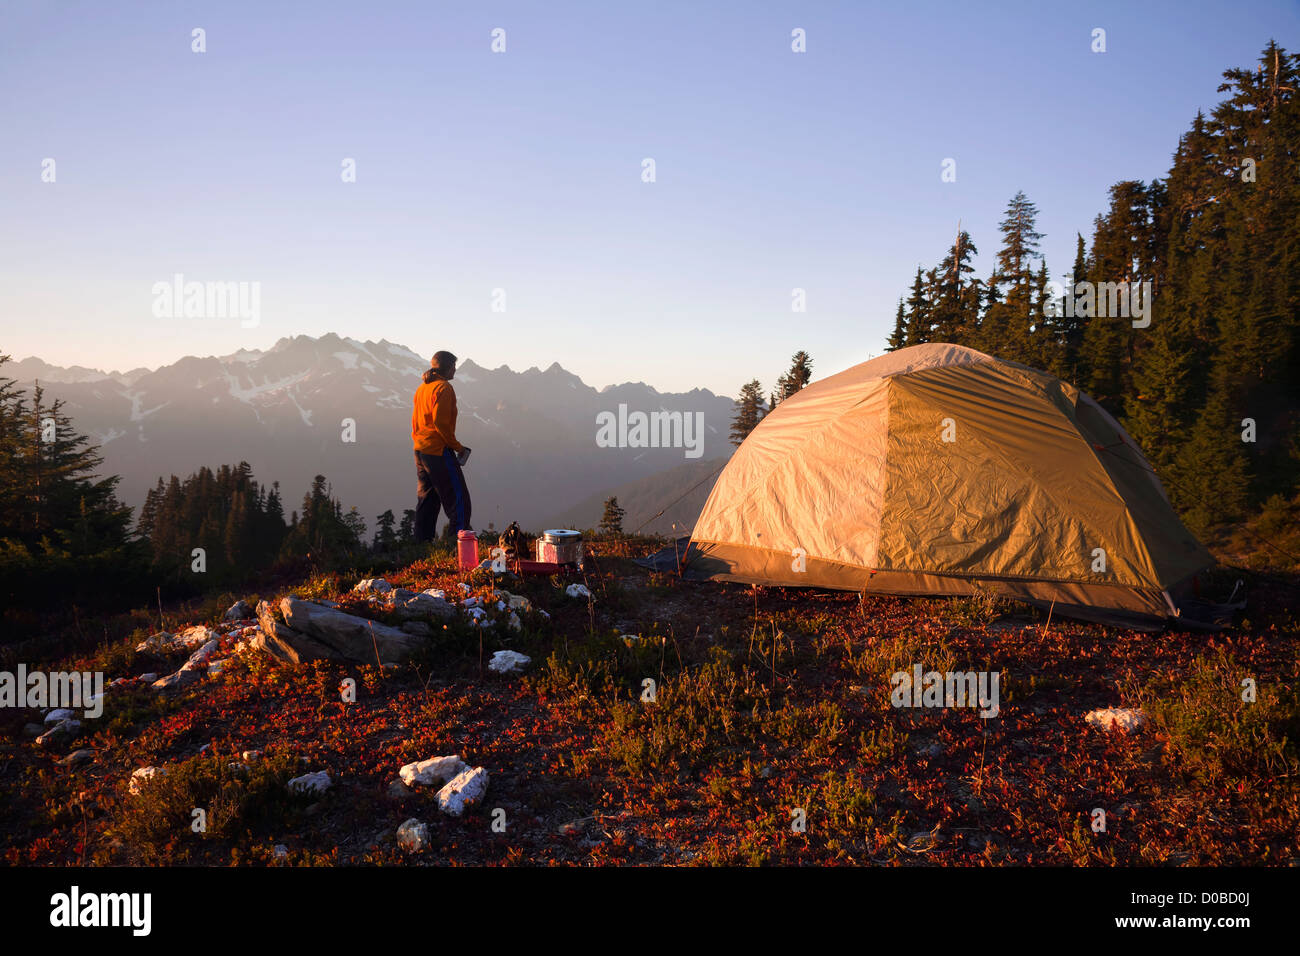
<box><xmin>253</xmin><ymin>596</ymin><xmax>435</xmax><ymax>666</ymax></box>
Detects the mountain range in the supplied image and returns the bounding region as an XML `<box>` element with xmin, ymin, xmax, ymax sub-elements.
<box><xmin>7</xmin><ymin>334</ymin><xmax>735</xmax><ymax>534</ymax></box>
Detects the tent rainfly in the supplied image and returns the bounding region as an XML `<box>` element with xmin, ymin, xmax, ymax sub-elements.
<box><xmin>683</xmin><ymin>343</ymin><xmax>1217</xmax><ymax>629</ymax></box>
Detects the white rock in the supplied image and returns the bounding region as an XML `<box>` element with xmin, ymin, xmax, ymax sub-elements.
<box><xmin>174</xmin><ymin>626</ymin><xmax>217</xmax><ymax>650</ymax></box>
<box><xmin>136</xmin><ymin>631</ymin><xmax>174</xmax><ymax>653</ymax></box>
<box><xmin>396</xmin><ymin>818</ymin><xmax>431</xmax><ymax>852</ymax></box>
<box><xmin>399</xmin><ymin>755</ymin><xmax>467</xmax><ymax>788</ymax></box>
<box><xmin>436</xmin><ymin>766</ymin><xmax>489</xmax><ymax>817</ymax></box>
<box><xmin>1085</xmin><ymin>707</ymin><xmax>1147</xmax><ymax>733</ymax></box>
<box><xmin>462</xmin><ymin>596</ymin><xmax>481</xmax><ymax>607</ymax></box>
<box><xmin>457</xmin><ymin>582</ymin><xmax>471</xmax><ymax>593</ymax></box>
<box><xmin>44</xmin><ymin>708</ymin><xmax>76</xmax><ymax>724</ymax></box>
<box><xmin>495</xmin><ymin>591</ymin><xmax>532</xmax><ymax>612</ymax></box>
<box><xmin>207</xmin><ymin>659</ymin><xmax>228</xmax><ymax>677</ymax></box>
<box><xmin>138</xmin><ymin>673</ymin><xmax>158</xmax><ymax>683</ymax></box>
<box><xmin>129</xmin><ymin>766</ymin><xmax>166</xmax><ymax>795</ymax></box>
<box><xmin>136</xmin><ymin>628</ymin><xmax>211</xmax><ymax>654</ymax></box>
<box><xmin>274</xmin><ymin>844</ymin><xmax>289</xmax><ymax>858</ymax></box>
<box><xmin>36</xmin><ymin>719</ymin><xmax>81</xmax><ymax>747</ymax></box>
<box><xmin>507</xmin><ymin>612</ymin><xmax>522</xmax><ymax>633</ymax></box>
<box><xmin>224</xmin><ymin>600</ymin><xmax>254</xmax><ymax>622</ymax></box>
<box><xmin>180</xmin><ymin>639</ymin><xmax>219</xmax><ymax>672</ymax></box>
<box><xmin>488</xmin><ymin>650</ymin><xmax>531</xmax><ymax>675</ymax></box>
<box><xmin>354</xmin><ymin>578</ymin><xmax>392</xmax><ymax>595</ymax></box>
<box><xmin>288</xmin><ymin>770</ymin><xmax>332</xmax><ymax>795</ymax></box>
<box><xmin>565</xmin><ymin>584</ymin><xmax>591</xmax><ymax>599</ymax></box>
<box><xmin>423</xmin><ymin>588</ymin><xmax>447</xmax><ymax>600</ymax></box>
<box><xmin>242</xmin><ymin>750</ymin><xmax>262</xmax><ymax>762</ymax></box>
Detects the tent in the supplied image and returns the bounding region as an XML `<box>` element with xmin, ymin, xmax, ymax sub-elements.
<box><xmin>673</xmin><ymin>343</ymin><xmax>1219</xmax><ymax>629</ymax></box>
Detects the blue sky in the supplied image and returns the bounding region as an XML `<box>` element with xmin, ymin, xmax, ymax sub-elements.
<box><xmin>1</xmin><ymin>0</ymin><xmax>1294</xmax><ymax>395</ymax></box>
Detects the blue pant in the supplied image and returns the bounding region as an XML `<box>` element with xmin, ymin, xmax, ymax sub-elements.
<box><xmin>414</xmin><ymin>448</ymin><xmax>472</xmax><ymax>541</ymax></box>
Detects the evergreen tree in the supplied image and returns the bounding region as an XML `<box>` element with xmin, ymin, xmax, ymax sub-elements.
<box><xmin>904</xmin><ymin>267</ymin><xmax>930</xmax><ymax>344</ymax></box>
<box><xmin>0</xmin><ymin>358</ymin><xmax>147</xmax><ymax>613</ymax></box>
<box><xmin>730</xmin><ymin>379</ymin><xmax>767</xmax><ymax>444</ymax></box>
<box><xmin>373</xmin><ymin>509</ymin><xmax>398</xmax><ymax>551</ymax></box>
<box><xmin>771</xmin><ymin>351</ymin><xmax>814</xmax><ymax>408</ymax></box>
<box><xmin>987</xmin><ymin>191</ymin><xmax>1045</xmax><ymax>364</ymax></box>
<box><xmin>886</xmin><ymin>299</ymin><xmax>907</xmax><ymax>351</ymax></box>
<box><xmin>931</xmin><ymin>229</ymin><xmax>981</xmax><ymax>342</ymax></box>
<box><xmin>599</xmin><ymin>497</ymin><xmax>626</xmax><ymax>536</ymax></box>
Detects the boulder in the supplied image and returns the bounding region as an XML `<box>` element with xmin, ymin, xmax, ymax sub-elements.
<box><xmin>396</xmin><ymin>818</ymin><xmax>431</xmax><ymax>852</ymax></box>
<box><xmin>44</xmin><ymin>708</ymin><xmax>76</xmax><ymax>725</ymax></box>
<box><xmin>353</xmin><ymin>578</ymin><xmax>392</xmax><ymax>595</ymax></box>
<box><xmin>399</xmin><ymin>755</ymin><xmax>467</xmax><ymax>788</ymax></box>
<box><xmin>129</xmin><ymin>766</ymin><xmax>166</xmax><ymax>795</ymax></box>
<box><xmin>224</xmin><ymin>600</ymin><xmax>254</xmax><ymax>622</ymax></box>
<box><xmin>1085</xmin><ymin>707</ymin><xmax>1147</xmax><ymax>734</ymax></box>
<box><xmin>288</xmin><ymin>770</ymin><xmax>331</xmax><ymax>795</ymax></box>
<box><xmin>151</xmin><ymin>639</ymin><xmax>219</xmax><ymax>694</ymax></box>
<box><xmin>252</xmin><ymin>600</ymin><xmax>340</xmax><ymax>665</ymax></box>
<box><xmin>276</xmin><ymin>597</ymin><xmax>428</xmax><ymax>666</ymax></box>
<box><xmin>136</xmin><ymin>625</ymin><xmax>215</xmax><ymax>655</ymax></box>
<box><xmin>488</xmin><ymin>650</ymin><xmax>531</xmax><ymax>675</ymax></box>
<box><xmin>401</xmin><ymin>621</ymin><xmax>434</xmax><ymax>638</ymax></box>
<box><xmin>389</xmin><ymin>591</ymin><xmax>456</xmax><ymax>621</ymax></box>
<box><xmin>36</xmin><ymin>719</ymin><xmax>81</xmax><ymax>748</ymax></box>
<box><xmin>565</xmin><ymin>584</ymin><xmax>591</xmax><ymax>599</ymax></box>
<box><xmin>436</xmin><ymin>766</ymin><xmax>489</xmax><ymax>817</ymax></box>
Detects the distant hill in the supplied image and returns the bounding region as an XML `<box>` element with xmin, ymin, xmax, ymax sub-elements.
<box><xmin>10</xmin><ymin>334</ymin><xmax>736</xmax><ymax>532</ymax></box>
<box><xmin>544</xmin><ymin>454</ymin><xmax>730</xmax><ymax>535</ymax></box>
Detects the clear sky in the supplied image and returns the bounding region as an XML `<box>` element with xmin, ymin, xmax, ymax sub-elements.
<box><xmin>1</xmin><ymin>0</ymin><xmax>1294</xmax><ymax>395</ymax></box>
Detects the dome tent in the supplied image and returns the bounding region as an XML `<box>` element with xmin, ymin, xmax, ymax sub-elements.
<box><xmin>683</xmin><ymin>343</ymin><xmax>1215</xmax><ymax>629</ymax></box>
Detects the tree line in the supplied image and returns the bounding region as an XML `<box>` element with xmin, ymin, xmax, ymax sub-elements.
<box><xmin>732</xmin><ymin>43</ymin><xmax>1298</xmax><ymax>534</ymax></box>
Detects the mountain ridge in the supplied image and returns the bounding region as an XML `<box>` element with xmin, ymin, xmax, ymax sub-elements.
<box><xmin>8</xmin><ymin>333</ymin><xmax>736</xmax><ymax>533</ymax></box>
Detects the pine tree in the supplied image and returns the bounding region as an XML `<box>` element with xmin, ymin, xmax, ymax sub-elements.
<box><xmin>398</xmin><ymin>509</ymin><xmax>416</xmax><ymax>544</ymax></box>
<box><xmin>730</xmin><ymin>380</ymin><xmax>767</xmax><ymax>444</ymax></box>
<box><xmin>771</xmin><ymin>352</ymin><xmax>814</xmax><ymax>408</ymax></box>
<box><xmin>886</xmin><ymin>299</ymin><xmax>907</xmax><ymax>351</ymax></box>
<box><xmin>373</xmin><ymin>509</ymin><xmax>398</xmax><ymax>551</ymax></box>
<box><xmin>988</xmin><ymin>191</ymin><xmax>1045</xmax><ymax>364</ymax></box>
<box><xmin>904</xmin><ymin>267</ymin><xmax>930</xmax><ymax>344</ymax></box>
<box><xmin>932</xmin><ymin>229</ymin><xmax>980</xmax><ymax>342</ymax></box>
<box><xmin>599</xmin><ymin>497</ymin><xmax>626</xmax><ymax>536</ymax></box>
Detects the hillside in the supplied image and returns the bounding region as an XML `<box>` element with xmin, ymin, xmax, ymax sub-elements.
<box><xmin>544</xmin><ymin>455</ymin><xmax>729</xmax><ymax>534</ymax></box>
<box><xmin>2</xmin><ymin>536</ymin><xmax>1295</xmax><ymax>867</ymax></box>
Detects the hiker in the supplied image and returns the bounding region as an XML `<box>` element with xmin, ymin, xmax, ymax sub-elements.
<box><xmin>411</xmin><ymin>350</ymin><xmax>472</xmax><ymax>541</ymax></box>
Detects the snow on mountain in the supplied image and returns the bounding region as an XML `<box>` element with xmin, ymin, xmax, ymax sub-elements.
<box><xmin>9</xmin><ymin>333</ymin><xmax>736</xmax><ymax>531</ymax></box>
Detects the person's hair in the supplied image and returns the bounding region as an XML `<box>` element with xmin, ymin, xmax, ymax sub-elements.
<box><xmin>431</xmin><ymin>350</ymin><xmax>457</xmax><ymax>373</ymax></box>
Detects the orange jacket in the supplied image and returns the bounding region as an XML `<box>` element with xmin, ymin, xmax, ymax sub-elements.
<box><xmin>411</xmin><ymin>375</ymin><xmax>464</xmax><ymax>455</ymax></box>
